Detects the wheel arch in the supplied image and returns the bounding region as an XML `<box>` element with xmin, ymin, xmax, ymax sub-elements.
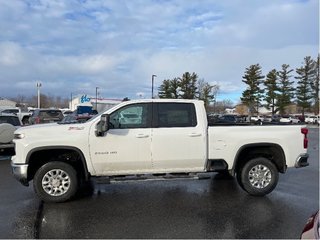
<box><xmin>26</xmin><ymin>146</ymin><xmax>90</xmax><ymax>182</ymax></box>
<box><xmin>232</xmin><ymin>143</ymin><xmax>286</xmax><ymax>175</ymax></box>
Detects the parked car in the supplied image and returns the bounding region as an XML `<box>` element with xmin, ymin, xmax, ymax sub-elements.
<box><xmin>0</xmin><ymin>113</ymin><xmax>22</xmax><ymax>127</ymax></box>
<box><xmin>250</xmin><ymin>115</ymin><xmax>264</xmax><ymax>122</ymax></box>
<box><xmin>29</xmin><ymin>109</ymin><xmax>64</xmax><ymax>124</ymax></box>
<box><xmin>280</xmin><ymin>116</ymin><xmax>301</xmax><ymax>124</ymax></box>
<box><xmin>301</xmin><ymin>210</ymin><xmax>319</xmax><ymax>239</ymax></box>
<box><xmin>305</xmin><ymin>115</ymin><xmax>320</xmax><ymax>124</ymax></box>
<box><xmin>62</xmin><ymin>110</ymin><xmax>74</xmax><ymax>117</ymax></box>
<box><xmin>208</xmin><ymin>114</ymin><xmax>242</xmax><ymax>125</ymax></box>
<box><xmin>0</xmin><ymin>107</ymin><xmax>32</xmax><ymax>125</ymax></box>
<box><xmin>263</xmin><ymin>115</ymin><xmax>281</xmax><ymax>123</ymax></box>
<box><xmin>60</xmin><ymin>113</ymin><xmax>94</xmax><ymax>124</ymax></box>
<box><xmin>0</xmin><ymin>113</ymin><xmax>22</xmax><ymax>153</ymax></box>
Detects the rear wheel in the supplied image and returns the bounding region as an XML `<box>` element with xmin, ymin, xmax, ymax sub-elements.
<box><xmin>33</xmin><ymin>162</ymin><xmax>78</xmax><ymax>203</ymax></box>
<box><xmin>238</xmin><ymin>157</ymin><xmax>278</xmax><ymax>196</ymax></box>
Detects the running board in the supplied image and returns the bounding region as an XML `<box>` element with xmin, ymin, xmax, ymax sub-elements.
<box><xmin>94</xmin><ymin>173</ymin><xmax>211</xmax><ymax>184</ymax></box>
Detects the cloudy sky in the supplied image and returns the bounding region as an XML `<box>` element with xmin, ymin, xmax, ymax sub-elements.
<box><xmin>0</xmin><ymin>0</ymin><xmax>318</xmax><ymax>103</ymax></box>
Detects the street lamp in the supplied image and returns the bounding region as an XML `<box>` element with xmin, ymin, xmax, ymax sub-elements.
<box><xmin>36</xmin><ymin>82</ymin><xmax>42</xmax><ymax>108</ymax></box>
<box><xmin>152</xmin><ymin>74</ymin><xmax>157</xmax><ymax>99</ymax></box>
<box><xmin>70</xmin><ymin>92</ymin><xmax>73</xmax><ymax>110</ymax></box>
<box><xmin>95</xmin><ymin>87</ymin><xmax>99</xmax><ymax>110</ymax></box>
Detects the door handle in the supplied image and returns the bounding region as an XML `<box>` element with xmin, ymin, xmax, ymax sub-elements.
<box><xmin>136</xmin><ymin>134</ymin><xmax>149</xmax><ymax>138</ymax></box>
<box><xmin>188</xmin><ymin>133</ymin><xmax>202</xmax><ymax>137</ymax></box>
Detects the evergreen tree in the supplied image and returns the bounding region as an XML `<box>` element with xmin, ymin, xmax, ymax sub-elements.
<box><xmin>264</xmin><ymin>69</ymin><xmax>279</xmax><ymax>115</ymax></box>
<box><xmin>158</xmin><ymin>78</ymin><xmax>180</xmax><ymax>99</ymax></box>
<box><xmin>169</xmin><ymin>78</ymin><xmax>180</xmax><ymax>99</ymax></box>
<box><xmin>311</xmin><ymin>55</ymin><xmax>319</xmax><ymax>115</ymax></box>
<box><xmin>197</xmin><ymin>79</ymin><xmax>215</xmax><ymax>108</ymax></box>
<box><xmin>179</xmin><ymin>72</ymin><xmax>198</xmax><ymax>99</ymax></box>
<box><xmin>295</xmin><ymin>56</ymin><xmax>315</xmax><ymax>117</ymax></box>
<box><xmin>277</xmin><ymin>64</ymin><xmax>294</xmax><ymax>115</ymax></box>
<box><xmin>157</xmin><ymin>72</ymin><xmax>219</xmax><ymax>106</ymax></box>
<box><xmin>241</xmin><ymin>64</ymin><xmax>264</xmax><ymax>114</ymax></box>
<box><xmin>158</xmin><ymin>79</ymin><xmax>172</xmax><ymax>99</ymax></box>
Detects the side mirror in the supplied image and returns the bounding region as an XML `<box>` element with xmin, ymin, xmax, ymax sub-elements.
<box><xmin>96</xmin><ymin>114</ymin><xmax>110</xmax><ymax>136</ymax></box>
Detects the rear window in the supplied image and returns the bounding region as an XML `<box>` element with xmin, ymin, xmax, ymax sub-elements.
<box><xmin>39</xmin><ymin>110</ymin><xmax>63</xmax><ymax>118</ymax></box>
<box><xmin>1</xmin><ymin>109</ymin><xmax>19</xmax><ymax>114</ymax></box>
<box><xmin>0</xmin><ymin>116</ymin><xmax>21</xmax><ymax>126</ymax></box>
<box><xmin>157</xmin><ymin>103</ymin><xmax>197</xmax><ymax>128</ymax></box>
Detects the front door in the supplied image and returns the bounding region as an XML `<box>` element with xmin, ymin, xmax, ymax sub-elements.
<box><xmin>89</xmin><ymin>103</ymin><xmax>152</xmax><ymax>175</ymax></box>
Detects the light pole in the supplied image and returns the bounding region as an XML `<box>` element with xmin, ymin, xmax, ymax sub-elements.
<box><xmin>95</xmin><ymin>87</ymin><xmax>99</xmax><ymax>110</ymax></box>
<box><xmin>36</xmin><ymin>82</ymin><xmax>42</xmax><ymax>108</ymax></box>
<box><xmin>70</xmin><ymin>92</ymin><xmax>73</xmax><ymax>110</ymax></box>
<box><xmin>152</xmin><ymin>74</ymin><xmax>157</xmax><ymax>99</ymax></box>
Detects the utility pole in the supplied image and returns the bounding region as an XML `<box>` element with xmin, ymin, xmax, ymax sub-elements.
<box><xmin>152</xmin><ymin>74</ymin><xmax>157</xmax><ymax>99</ymax></box>
<box><xmin>36</xmin><ymin>82</ymin><xmax>42</xmax><ymax>108</ymax></box>
<box><xmin>70</xmin><ymin>92</ymin><xmax>73</xmax><ymax>110</ymax></box>
<box><xmin>95</xmin><ymin>87</ymin><xmax>99</xmax><ymax>110</ymax></box>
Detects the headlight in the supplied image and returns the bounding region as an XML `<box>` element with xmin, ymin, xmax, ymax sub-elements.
<box><xmin>14</xmin><ymin>133</ymin><xmax>25</xmax><ymax>139</ymax></box>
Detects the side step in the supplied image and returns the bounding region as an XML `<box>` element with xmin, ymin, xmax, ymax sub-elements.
<box><xmin>94</xmin><ymin>172</ymin><xmax>211</xmax><ymax>184</ymax></box>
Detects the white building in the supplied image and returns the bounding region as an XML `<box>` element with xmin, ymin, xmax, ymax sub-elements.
<box><xmin>0</xmin><ymin>97</ymin><xmax>16</xmax><ymax>107</ymax></box>
<box><xmin>70</xmin><ymin>94</ymin><xmax>123</xmax><ymax>113</ymax></box>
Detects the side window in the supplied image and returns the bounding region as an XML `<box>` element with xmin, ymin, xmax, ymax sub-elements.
<box><xmin>157</xmin><ymin>103</ymin><xmax>197</xmax><ymax>128</ymax></box>
<box><xmin>109</xmin><ymin>104</ymin><xmax>150</xmax><ymax>129</ymax></box>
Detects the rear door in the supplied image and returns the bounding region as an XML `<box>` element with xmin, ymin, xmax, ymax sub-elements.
<box><xmin>151</xmin><ymin>102</ymin><xmax>207</xmax><ymax>172</ymax></box>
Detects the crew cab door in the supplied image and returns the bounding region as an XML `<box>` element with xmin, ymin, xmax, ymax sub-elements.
<box><xmin>89</xmin><ymin>103</ymin><xmax>152</xmax><ymax>175</ymax></box>
<box><xmin>151</xmin><ymin>102</ymin><xmax>207</xmax><ymax>172</ymax></box>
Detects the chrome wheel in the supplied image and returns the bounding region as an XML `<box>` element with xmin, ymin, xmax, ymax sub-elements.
<box><xmin>248</xmin><ymin>164</ymin><xmax>272</xmax><ymax>189</ymax></box>
<box><xmin>42</xmin><ymin>169</ymin><xmax>71</xmax><ymax>196</ymax></box>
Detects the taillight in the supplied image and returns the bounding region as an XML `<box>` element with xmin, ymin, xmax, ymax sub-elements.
<box><xmin>301</xmin><ymin>127</ymin><xmax>308</xmax><ymax>149</ymax></box>
<box><xmin>35</xmin><ymin>117</ymin><xmax>40</xmax><ymax>124</ymax></box>
<box><xmin>301</xmin><ymin>128</ymin><xmax>308</xmax><ymax>135</ymax></box>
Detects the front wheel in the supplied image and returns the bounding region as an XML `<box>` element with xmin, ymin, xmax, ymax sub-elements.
<box><xmin>238</xmin><ymin>157</ymin><xmax>279</xmax><ymax>196</ymax></box>
<box><xmin>33</xmin><ymin>162</ymin><xmax>78</xmax><ymax>203</ymax></box>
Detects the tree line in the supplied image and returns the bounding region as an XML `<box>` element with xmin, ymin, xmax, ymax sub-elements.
<box><xmin>241</xmin><ymin>55</ymin><xmax>319</xmax><ymax>116</ymax></box>
<box><xmin>10</xmin><ymin>94</ymin><xmax>69</xmax><ymax>110</ymax></box>
<box><xmin>158</xmin><ymin>72</ymin><xmax>220</xmax><ymax>109</ymax></box>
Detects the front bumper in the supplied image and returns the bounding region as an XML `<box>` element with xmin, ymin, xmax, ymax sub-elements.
<box><xmin>11</xmin><ymin>162</ymin><xmax>29</xmax><ymax>186</ymax></box>
<box><xmin>295</xmin><ymin>153</ymin><xmax>309</xmax><ymax>168</ymax></box>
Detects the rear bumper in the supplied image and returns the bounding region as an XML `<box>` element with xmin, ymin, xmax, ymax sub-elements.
<box><xmin>11</xmin><ymin>162</ymin><xmax>29</xmax><ymax>186</ymax></box>
<box><xmin>295</xmin><ymin>153</ymin><xmax>309</xmax><ymax>168</ymax></box>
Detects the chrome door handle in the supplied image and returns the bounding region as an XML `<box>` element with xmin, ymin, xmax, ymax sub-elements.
<box><xmin>188</xmin><ymin>133</ymin><xmax>202</xmax><ymax>137</ymax></box>
<box><xmin>136</xmin><ymin>134</ymin><xmax>149</xmax><ymax>138</ymax></box>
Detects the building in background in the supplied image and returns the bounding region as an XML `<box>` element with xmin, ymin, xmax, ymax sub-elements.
<box><xmin>70</xmin><ymin>94</ymin><xmax>123</xmax><ymax>113</ymax></box>
<box><xmin>0</xmin><ymin>97</ymin><xmax>16</xmax><ymax>107</ymax></box>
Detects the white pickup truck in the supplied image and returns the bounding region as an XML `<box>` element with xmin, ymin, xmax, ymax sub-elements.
<box><xmin>11</xmin><ymin>99</ymin><xmax>309</xmax><ymax>202</ymax></box>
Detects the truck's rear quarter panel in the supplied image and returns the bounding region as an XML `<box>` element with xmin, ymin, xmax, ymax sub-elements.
<box><xmin>208</xmin><ymin>125</ymin><xmax>307</xmax><ymax>169</ymax></box>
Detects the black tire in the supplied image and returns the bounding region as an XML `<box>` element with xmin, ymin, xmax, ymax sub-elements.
<box><xmin>33</xmin><ymin>162</ymin><xmax>78</xmax><ymax>203</ymax></box>
<box><xmin>22</xmin><ymin>117</ymin><xmax>29</xmax><ymax>125</ymax></box>
<box><xmin>239</xmin><ymin>157</ymin><xmax>278</xmax><ymax>196</ymax></box>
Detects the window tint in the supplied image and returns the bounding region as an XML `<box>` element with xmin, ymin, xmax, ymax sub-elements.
<box><xmin>157</xmin><ymin>103</ymin><xmax>197</xmax><ymax>128</ymax></box>
<box><xmin>39</xmin><ymin>110</ymin><xmax>63</xmax><ymax>118</ymax></box>
<box><xmin>109</xmin><ymin>103</ymin><xmax>150</xmax><ymax>129</ymax></box>
<box><xmin>2</xmin><ymin>109</ymin><xmax>19</xmax><ymax>114</ymax></box>
<box><xmin>0</xmin><ymin>116</ymin><xmax>21</xmax><ymax>126</ymax></box>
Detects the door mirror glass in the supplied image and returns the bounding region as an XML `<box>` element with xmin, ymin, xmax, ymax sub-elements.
<box><xmin>96</xmin><ymin>114</ymin><xmax>109</xmax><ymax>136</ymax></box>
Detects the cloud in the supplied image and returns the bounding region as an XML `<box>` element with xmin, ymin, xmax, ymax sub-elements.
<box><xmin>0</xmin><ymin>0</ymin><xmax>318</xmax><ymax>102</ymax></box>
<box><xmin>0</xmin><ymin>42</ymin><xmax>24</xmax><ymax>66</ymax></box>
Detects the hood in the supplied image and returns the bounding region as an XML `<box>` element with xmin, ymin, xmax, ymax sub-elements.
<box><xmin>14</xmin><ymin>122</ymin><xmax>89</xmax><ymax>138</ymax></box>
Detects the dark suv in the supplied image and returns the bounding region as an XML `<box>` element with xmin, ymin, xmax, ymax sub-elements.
<box><xmin>0</xmin><ymin>113</ymin><xmax>22</xmax><ymax>127</ymax></box>
<box><xmin>29</xmin><ymin>109</ymin><xmax>64</xmax><ymax>124</ymax></box>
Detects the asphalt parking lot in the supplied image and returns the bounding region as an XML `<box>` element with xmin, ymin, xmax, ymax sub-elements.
<box><xmin>0</xmin><ymin>127</ymin><xmax>318</xmax><ymax>239</ymax></box>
